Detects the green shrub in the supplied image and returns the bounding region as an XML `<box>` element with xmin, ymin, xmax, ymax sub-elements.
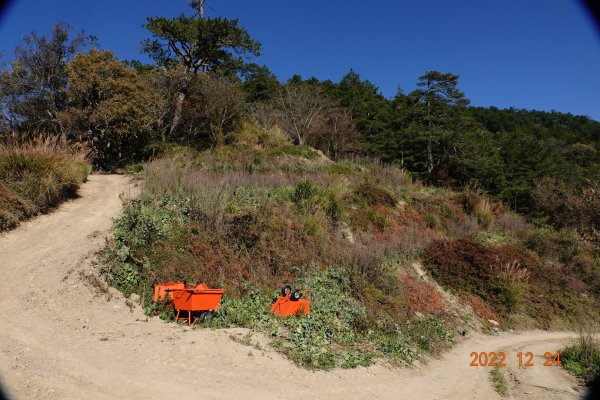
<box><xmin>211</xmin><ymin>268</ymin><xmax>370</xmax><ymax>370</ymax></box>
<box><xmin>124</xmin><ymin>163</ymin><xmax>145</xmax><ymax>176</ymax></box>
<box><xmin>525</xmin><ymin>227</ymin><xmax>581</xmax><ymax>262</ymax></box>
<box><xmin>269</xmin><ymin>144</ymin><xmax>318</xmax><ymax>159</ymax></box>
<box><xmin>214</xmin><ymin>289</ymin><xmax>281</xmax><ymax>334</ymax></box>
<box><xmin>328</xmin><ymin>160</ymin><xmax>362</xmax><ymax>176</ymax></box>
<box><xmin>324</xmin><ymin>192</ymin><xmax>344</xmax><ymax>223</ymax></box>
<box><xmin>410</xmin><ymin>316</ymin><xmax>454</xmax><ymax>351</ymax></box>
<box><xmin>498</xmin><ymin>281</ymin><xmax>527</xmax><ymax>311</ymax></box>
<box><xmin>367</xmin><ymin>206</ymin><xmax>390</xmax><ymax>229</ymax></box>
<box><xmin>341</xmin><ymin>351</ymin><xmax>372</xmax><ymax>368</ymax></box>
<box><xmin>110</xmin><ymin>263</ymin><xmax>142</xmax><ymax>296</ymax></box>
<box><xmin>476</xmin><ymin>231</ymin><xmax>512</xmax><ymax>246</ymax></box>
<box><xmin>561</xmin><ymin>333</ymin><xmax>600</xmax><ymax>383</ymax></box>
<box><xmin>302</xmin><ymin>214</ymin><xmax>325</xmax><ymax>238</ymax></box>
<box><xmin>292</xmin><ymin>180</ymin><xmax>321</xmax><ymax>210</ymax></box>
<box><xmin>113</xmin><ymin>195</ymin><xmax>187</xmax><ymax>247</ymax></box>
<box><xmin>490</xmin><ymin>367</ymin><xmax>509</xmax><ymax>396</ymax></box>
<box><xmin>368</xmin><ymin>328</ymin><xmax>418</xmax><ymax>364</ymax></box>
<box><xmin>145</xmin><ymin>297</ymin><xmax>176</xmax><ymax>321</ymax></box>
<box><xmin>476</xmin><ymin>210</ymin><xmax>493</xmax><ymax>229</ymax></box>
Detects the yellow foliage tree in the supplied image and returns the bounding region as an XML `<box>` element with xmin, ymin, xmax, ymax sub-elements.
<box><xmin>60</xmin><ymin>49</ymin><xmax>164</xmax><ymax>169</ymax></box>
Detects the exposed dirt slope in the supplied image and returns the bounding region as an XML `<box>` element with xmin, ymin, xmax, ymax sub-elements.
<box><xmin>0</xmin><ymin>175</ymin><xmax>588</xmax><ymax>399</ymax></box>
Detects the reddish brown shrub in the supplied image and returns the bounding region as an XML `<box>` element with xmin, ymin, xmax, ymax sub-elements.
<box><xmin>566</xmin><ymin>276</ymin><xmax>588</xmax><ymax>295</ymax></box>
<box><xmin>412</xmin><ymin>193</ymin><xmax>474</xmax><ymax>236</ymax></box>
<box><xmin>395</xmin><ymin>205</ymin><xmax>426</xmax><ymax>227</ymax></box>
<box><xmin>400</xmin><ymin>275</ymin><xmax>446</xmax><ymax>313</ymax></box>
<box><xmin>424</xmin><ymin>237</ymin><xmax>597</xmax><ymax>324</ymax></box>
<box><xmin>459</xmin><ymin>292</ymin><xmax>500</xmax><ymax>322</ymax></box>
<box><xmin>424</xmin><ymin>239</ymin><xmax>499</xmax><ymax>297</ymax></box>
<box><xmin>494</xmin><ymin>244</ymin><xmax>560</xmax><ymax>292</ymax></box>
<box><xmin>567</xmin><ymin>255</ymin><xmax>600</xmax><ymax>297</ymax></box>
<box><xmin>354</xmin><ymin>182</ymin><xmax>397</xmax><ymax>207</ymax></box>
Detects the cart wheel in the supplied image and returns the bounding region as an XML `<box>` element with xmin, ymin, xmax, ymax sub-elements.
<box><xmin>200</xmin><ymin>311</ymin><xmax>213</xmax><ymax>322</ymax></box>
<box><xmin>281</xmin><ymin>285</ymin><xmax>292</xmax><ymax>297</ymax></box>
<box><xmin>290</xmin><ymin>290</ymin><xmax>301</xmax><ymax>301</ymax></box>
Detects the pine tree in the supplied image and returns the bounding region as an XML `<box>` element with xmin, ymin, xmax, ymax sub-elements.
<box><xmin>141</xmin><ymin>1</ymin><xmax>261</xmax><ymax>138</ymax></box>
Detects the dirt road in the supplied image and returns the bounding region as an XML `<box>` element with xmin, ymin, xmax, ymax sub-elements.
<box><xmin>0</xmin><ymin>175</ymin><xmax>588</xmax><ymax>399</ymax></box>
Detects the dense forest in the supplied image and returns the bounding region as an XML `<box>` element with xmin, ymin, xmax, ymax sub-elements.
<box><xmin>1</xmin><ymin>2</ymin><xmax>598</xmax><ymax>239</ymax></box>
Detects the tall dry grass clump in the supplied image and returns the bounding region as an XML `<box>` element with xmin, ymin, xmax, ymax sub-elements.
<box><xmin>497</xmin><ymin>260</ymin><xmax>530</xmax><ymax>284</ymax></box>
<box><xmin>0</xmin><ymin>136</ymin><xmax>91</xmax><ymax>231</ymax></box>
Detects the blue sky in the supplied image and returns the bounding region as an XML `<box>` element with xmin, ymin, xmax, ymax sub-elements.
<box><xmin>0</xmin><ymin>0</ymin><xmax>599</xmax><ymax>120</ymax></box>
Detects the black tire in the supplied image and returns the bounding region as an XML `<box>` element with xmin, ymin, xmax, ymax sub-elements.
<box><xmin>199</xmin><ymin>311</ymin><xmax>213</xmax><ymax>322</ymax></box>
<box><xmin>290</xmin><ymin>290</ymin><xmax>301</xmax><ymax>301</ymax></box>
<box><xmin>281</xmin><ymin>285</ymin><xmax>292</xmax><ymax>297</ymax></box>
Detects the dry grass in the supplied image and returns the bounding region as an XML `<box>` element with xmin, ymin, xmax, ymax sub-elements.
<box><xmin>497</xmin><ymin>260</ymin><xmax>530</xmax><ymax>284</ymax></box>
<box><xmin>145</xmin><ymin>157</ymin><xmax>304</xmax><ymax>196</ymax></box>
<box><xmin>0</xmin><ymin>135</ymin><xmax>90</xmax><ymax>231</ymax></box>
<box><xmin>496</xmin><ymin>212</ymin><xmax>531</xmax><ymax>232</ymax></box>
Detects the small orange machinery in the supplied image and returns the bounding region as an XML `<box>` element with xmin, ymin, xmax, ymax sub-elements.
<box><xmin>154</xmin><ymin>282</ymin><xmax>225</xmax><ymax>326</ymax></box>
<box><xmin>271</xmin><ymin>285</ymin><xmax>310</xmax><ymax>317</ymax></box>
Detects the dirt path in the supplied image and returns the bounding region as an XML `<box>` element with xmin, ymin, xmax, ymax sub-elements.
<box><xmin>0</xmin><ymin>175</ymin><xmax>588</xmax><ymax>399</ymax></box>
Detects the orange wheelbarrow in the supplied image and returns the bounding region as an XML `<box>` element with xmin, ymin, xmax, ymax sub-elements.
<box><xmin>153</xmin><ymin>282</ymin><xmax>188</xmax><ymax>302</ymax></box>
<box><xmin>271</xmin><ymin>285</ymin><xmax>311</xmax><ymax>317</ymax></box>
<box><xmin>156</xmin><ymin>282</ymin><xmax>225</xmax><ymax>326</ymax></box>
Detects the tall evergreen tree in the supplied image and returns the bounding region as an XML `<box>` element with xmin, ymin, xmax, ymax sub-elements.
<box><xmin>242</xmin><ymin>64</ymin><xmax>281</xmax><ymax>103</ymax></box>
<box><xmin>408</xmin><ymin>71</ymin><xmax>469</xmax><ymax>175</ymax></box>
<box><xmin>141</xmin><ymin>1</ymin><xmax>261</xmax><ymax>138</ymax></box>
<box><xmin>327</xmin><ymin>70</ymin><xmax>391</xmax><ymax>152</ymax></box>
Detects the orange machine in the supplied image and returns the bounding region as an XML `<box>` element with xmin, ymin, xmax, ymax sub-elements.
<box><xmin>155</xmin><ymin>282</ymin><xmax>225</xmax><ymax>326</ymax></box>
<box><xmin>270</xmin><ymin>285</ymin><xmax>310</xmax><ymax>317</ymax></box>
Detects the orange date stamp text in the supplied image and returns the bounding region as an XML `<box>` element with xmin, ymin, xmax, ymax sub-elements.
<box><xmin>469</xmin><ymin>351</ymin><xmax>560</xmax><ymax>367</ymax></box>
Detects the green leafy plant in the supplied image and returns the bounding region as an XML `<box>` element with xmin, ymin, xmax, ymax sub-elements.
<box><xmin>110</xmin><ymin>263</ymin><xmax>141</xmax><ymax>296</ymax></box>
<box><xmin>489</xmin><ymin>367</ymin><xmax>509</xmax><ymax>396</ymax></box>
<box><xmin>561</xmin><ymin>333</ymin><xmax>600</xmax><ymax>383</ymax></box>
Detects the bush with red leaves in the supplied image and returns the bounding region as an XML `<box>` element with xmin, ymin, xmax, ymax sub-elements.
<box><xmin>424</xmin><ymin>239</ymin><xmax>500</xmax><ymax>298</ymax></box>
<box><xmin>400</xmin><ymin>275</ymin><xmax>446</xmax><ymax>314</ymax></box>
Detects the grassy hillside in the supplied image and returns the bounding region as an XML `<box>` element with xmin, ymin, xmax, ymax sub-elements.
<box><xmin>0</xmin><ymin>137</ymin><xmax>91</xmax><ymax>231</ymax></box>
<box><xmin>101</xmin><ymin>124</ymin><xmax>600</xmax><ymax>369</ymax></box>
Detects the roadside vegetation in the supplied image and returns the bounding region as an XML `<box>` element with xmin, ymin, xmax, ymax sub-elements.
<box><xmin>101</xmin><ymin>123</ymin><xmax>600</xmax><ymax>369</ymax></box>
<box><xmin>0</xmin><ymin>136</ymin><xmax>90</xmax><ymax>231</ymax></box>
<box><xmin>489</xmin><ymin>367</ymin><xmax>509</xmax><ymax>397</ymax></box>
<box><xmin>561</xmin><ymin>333</ymin><xmax>600</xmax><ymax>384</ymax></box>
